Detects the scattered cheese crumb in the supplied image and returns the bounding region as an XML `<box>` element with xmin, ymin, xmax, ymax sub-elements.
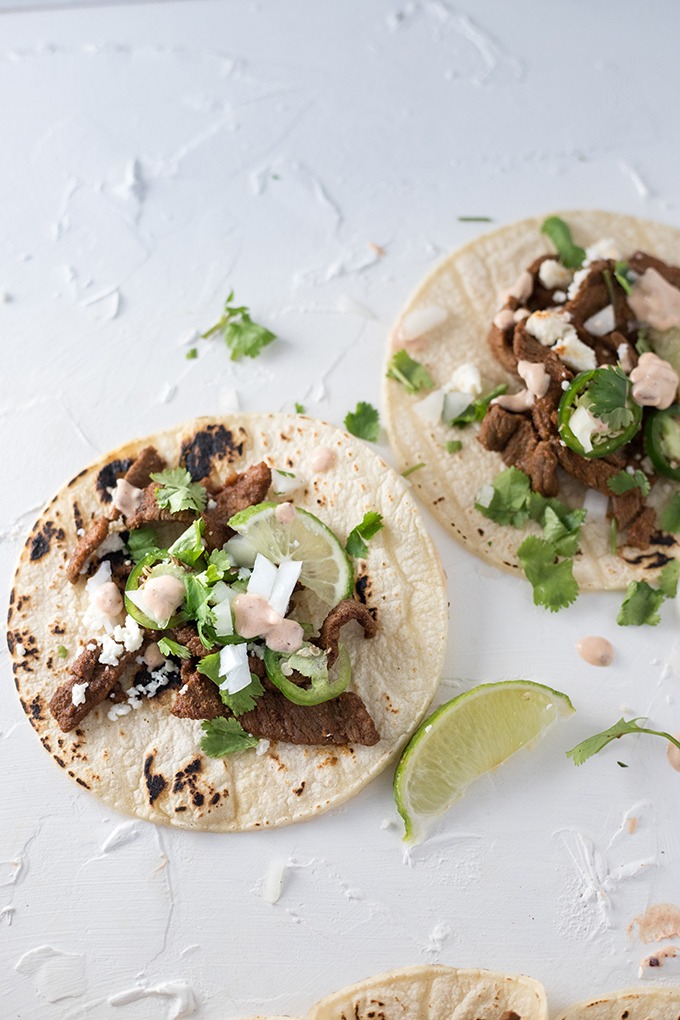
<box><xmin>15</xmin><ymin>643</ymin><xmax>25</xmax><ymax>658</ymax></box>
<box><xmin>71</xmin><ymin>682</ymin><xmax>89</xmax><ymax>707</ymax></box>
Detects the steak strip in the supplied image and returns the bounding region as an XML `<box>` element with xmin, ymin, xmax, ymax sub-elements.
<box><xmin>49</xmin><ymin>645</ymin><xmax>139</xmax><ymax>732</ymax></box>
<box><xmin>202</xmin><ymin>462</ymin><xmax>272</xmax><ymax>552</ymax></box>
<box><xmin>65</xmin><ymin>517</ymin><xmax>110</xmax><ymax>584</ymax></box>
<box><xmin>239</xmin><ymin>690</ymin><xmax>380</xmax><ymax>746</ymax></box>
<box><xmin>318</xmin><ymin>600</ymin><xmax>377</xmax><ymax>667</ymax></box>
<box><xmin>124</xmin><ymin>446</ymin><xmax>166</xmax><ymax>489</ymax></box>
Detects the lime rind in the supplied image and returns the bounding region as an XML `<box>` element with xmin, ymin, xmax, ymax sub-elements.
<box><xmin>394</xmin><ymin>680</ymin><xmax>575</xmax><ymax>844</ymax></box>
<box><xmin>228</xmin><ymin>502</ymin><xmax>354</xmax><ymax>607</ymax></box>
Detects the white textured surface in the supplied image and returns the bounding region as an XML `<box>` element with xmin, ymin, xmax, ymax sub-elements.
<box><xmin>2</xmin><ymin>1</ymin><xmax>680</xmax><ymax>1017</ymax></box>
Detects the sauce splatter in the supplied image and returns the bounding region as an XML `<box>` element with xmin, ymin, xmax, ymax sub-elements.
<box><xmin>576</xmin><ymin>635</ymin><xmax>614</xmax><ymax>667</ymax></box>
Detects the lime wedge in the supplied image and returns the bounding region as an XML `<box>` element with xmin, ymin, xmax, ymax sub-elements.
<box><xmin>394</xmin><ymin>680</ymin><xmax>574</xmax><ymax>843</ymax></box>
<box><xmin>228</xmin><ymin>501</ymin><xmax>353</xmax><ymax>607</ymax></box>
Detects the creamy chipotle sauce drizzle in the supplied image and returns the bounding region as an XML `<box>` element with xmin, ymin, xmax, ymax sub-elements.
<box><xmin>492</xmin><ymin>389</ymin><xmax>535</xmax><ymax>413</ymax></box>
<box><xmin>113</xmin><ymin>478</ymin><xmax>145</xmax><ymax>518</ymax></box>
<box><xmin>233</xmin><ymin>593</ymin><xmax>304</xmax><ymax>652</ymax></box>
<box><xmin>629</xmin><ymin>267</ymin><xmax>680</xmax><ymax>330</ymax></box>
<box><xmin>668</xmin><ymin>732</ymin><xmax>680</xmax><ymax>773</ymax></box>
<box><xmin>630</xmin><ymin>351</ymin><xmax>679</xmax><ymax>409</ymax></box>
<box><xmin>141</xmin><ymin>575</ymin><xmax>186</xmax><ymax>625</ymax></box>
<box><xmin>92</xmin><ymin>581</ymin><xmax>123</xmax><ymax>618</ymax></box>
<box><xmin>576</xmin><ymin>636</ymin><xmax>614</xmax><ymax>667</ymax></box>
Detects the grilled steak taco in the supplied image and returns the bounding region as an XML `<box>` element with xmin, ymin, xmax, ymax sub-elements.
<box><xmin>384</xmin><ymin>212</ymin><xmax>680</xmax><ymax>601</ymax></box>
<box><xmin>7</xmin><ymin>414</ymin><xmax>447</xmax><ymax>831</ymax></box>
<box><xmin>283</xmin><ymin>965</ymin><xmax>547</xmax><ymax>1020</ymax></box>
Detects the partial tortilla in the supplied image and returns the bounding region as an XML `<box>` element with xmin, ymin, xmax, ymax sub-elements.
<box><xmin>383</xmin><ymin>211</ymin><xmax>680</xmax><ymax>591</ymax></box>
<box><xmin>7</xmin><ymin>414</ymin><xmax>447</xmax><ymax>831</ymax></box>
<box><xmin>305</xmin><ymin>965</ymin><xmax>547</xmax><ymax>1020</ymax></box>
<box><xmin>556</xmin><ymin>988</ymin><xmax>680</xmax><ymax>1020</ymax></box>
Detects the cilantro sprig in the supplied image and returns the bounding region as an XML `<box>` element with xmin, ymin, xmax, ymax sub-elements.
<box><xmin>541</xmin><ymin>216</ymin><xmax>586</xmax><ymax>270</ymax></box>
<box><xmin>127</xmin><ymin>526</ymin><xmax>160</xmax><ymax>563</ymax></box>
<box><xmin>151</xmin><ymin>468</ymin><xmax>207</xmax><ymax>514</ymax></box>
<box><xmin>448</xmin><ymin>384</ymin><xmax>507</xmax><ymax>427</ymax></box>
<box><xmin>344</xmin><ymin>401</ymin><xmax>380</xmax><ymax>441</ymax></box>
<box><xmin>586</xmin><ymin>366</ymin><xmax>634</xmax><ymax>432</ymax></box>
<box><xmin>567</xmin><ymin>717</ymin><xmax>680</xmax><ymax>766</ymax></box>
<box><xmin>157</xmin><ymin>637</ymin><xmax>191</xmax><ymax>660</ymax></box>
<box><xmin>618</xmin><ymin>560</ymin><xmax>680</xmax><ymax>626</ymax></box>
<box><xmin>202</xmin><ymin>291</ymin><xmax>277</xmax><ymax>361</ymax></box>
<box><xmin>200</xmin><ymin>717</ymin><xmax>259</xmax><ymax>757</ymax></box>
<box><xmin>346</xmin><ymin>511</ymin><xmax>384</xmax><ymax>558</ymax></box>
<box><xmin>198</xmin><ymin>653</ymin><xmax>264</xmax><ymax>715</ymax></box>
<box><xmin>386</xmin><ymin>350</ymin><xmax>434</xmax><ymax>394</ymax></box>
<box><xmin>476</xmin><ymin>468</ymin><xmax>585</xmax><ymax>611</ymax></box>
<box><xmin>661</xmin><ymin>492</ymin><xmax>680</xmax><ymax>533</ymax></box>
<box><xmin>607</xmin><ymin>470</ymin><xmax>650</xmax><ymax>497</ymax></box>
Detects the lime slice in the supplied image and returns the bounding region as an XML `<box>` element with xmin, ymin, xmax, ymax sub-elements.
<box><xmin>394</xmin><ymin>680</ymin><xmax>575</xmax><ymax>843</ymax></box>
<box><xmin>228</xmin><ymin>501</ymin><xmax>353</xmax><ymax>607</ymax></box>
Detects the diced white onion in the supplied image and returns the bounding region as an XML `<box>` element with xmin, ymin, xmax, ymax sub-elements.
<box><xmin>443</xmin><ymin>390</ymin><xmax>473</xmax><ymax>421</ymax></box>
<box><xmin>247</xmin><ymin>554</ymin><xmax>278</xmax><ymax>600</ymax></box>
<box><xmin>413</xmin><ymin>388</ymin><xmax>444</xmax><ymax>425</ymax></box>
<box><xmin>218</xmin><ymin>643</ymin><xmax>252</xmax><ymax>694</ymax></box>
<box><xmin>447</xmin><ymin>363</ymin><xmax>482</xmax><ymax>396</ymax></box>
<box><xmin>268</xmin><ymin>558</ymin><xmax>302</xmax><ymax>617</ymax></box>
<box><xmin>584</xmin><ymin>304</ymin><xmax>615</xmax><ymax>337</ymax></box>
<box><xmin>582</xmin><ymin>487</ymin><xmax>609</xmax><ymax>521</ymax></box>
<box><xmin>213</xmin><ymin>601</ymin><xmax>234</xmax><ymax>637</ymax></box>
<box><xmin>399</xmin><ymin>305</ymin><xmax>448</xmax><ymax>341</ymax></box>
<box><xmin>261</xmin><ymin>859</ymin><xmax>287</xmax><ymax>904</ymax></box>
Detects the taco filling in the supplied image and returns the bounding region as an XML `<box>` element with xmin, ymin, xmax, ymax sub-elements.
<box><xmin>48</xmin><ymin>447</ymin><xmax>380</xmax><ymax>754</ymax></box>
<box><xmin>478</xmin><ymin>218</ymin><xmax>680</xmax><ymax>552</ymax></box>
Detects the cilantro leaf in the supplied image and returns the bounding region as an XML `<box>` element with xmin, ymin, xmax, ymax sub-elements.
<box><xmin>614</xmin><ymin>260</ymin><xmax>633</xmax><ymax>295</ymax></box>
<box><xmin>295</xmin><ymin>402</ymin><xmax>305</xmax><ymax>414</ymax></box>
<box><xmin>607</xmin><ymin>470</ymin><xmax>650</xmax><ymax>497</ymax></box>
<box><xmin>346</xmin><ymin>511</ymin><xmax>384</xmax><ymax>558</ymax></box>
<box><xmin>658</xmin><ymin>559</ymin><xmax>680</xmax><ymax>599</ymax></box>
<box><xmin>517</xmin><ymin>535</ymin><xmax>579</xmax><ymax>612</ymax></box>
<box><xmin>386</xmin><ymin>350</ymin><xmax>434</xmax><ymax>394</ymax></box>
<box><xmin>200</xmin><ymin>717</ymin><xmax>259</xmax><ymax>757</ymax></box>
<box><xmin>221</xmin><ymin>675</ymin><xmax>265</xmax><ymax>716</ymax></box>
<box><xmin>402</xmin><ymin>462</ymin><xmax>425</xmax><ymax>478</ymax></box>
<box><xmin>202</xmin><ymin>291</ymin><xmax>276</xmax><ymax>361</ymax></box>
<box><xmin>197</xmin><ymin>652</ymin><xmax>220</xmax><ymax>682</ymax></box>
<box><xmin>169</xmin><ymin>519</ymin><xmax>206</xmax><ymax>566</ymax></box>
<box><xmin>157</xmin><ymin>637</ymin><xmax>191</xmax><ymax>660</ymax></box>
<box><xmin>57</xmin><ymin>645</ymin><xmax>68</xmax><ymax>659</ymax></box>
<box><xmin>446</xmin><ymin>440</ymin><xmax>462</xmax><ymax>453</ymax></box>
<box><xmin>661</xmin><ymin>492</ymin><xmax>680</xmax><ymax>532</ymax></box>
<box><xmin>541</xmin><ymin>216</ymin><xmax>586</xmax><ymax>270</ymax></box>
<box><xmin>150</xmin><ymin>468</ymin><xmax>207</xmax><ymax>514</ymax></box>
<box><xmin>567</xmin><ymin>717</ymin><xmax>680</xmax><ymax>766</ymax></box>
<box><xmin>586</xmin><ymin>366</ymin><xmax>634</xmax><ymax>431</ymax></box>
<box><xmin>617</xmin><ymin>581</ymin><xmax>665</xmax><ymax>626</ymax></box>
<box><xmin>127</xmin><ymin>527</ymin><xmax>159</xmax><ymax>563</ymax></box>
<box><xmin>344</xmin><ymin>401</ymin><xmax>380</xmax><ymax>441</ymax></box>
<box><xmin>457</xmin><ymin>216</ymin><xmax>492</xmax><ymax>222</ymax></box>
<box><xmin>185</xmin><ymin>347</ymin><xmax>198</xmax><ymax>360</ymax></box>
<box><xmin>541</xmin><ymin>505</ymin><xmax>585</xmax><ymax>557</ymax></box>
<box><xmin>184</xmin><ymin>575</ymin><xmax>216</xmax><ymax>647</ymax></box>
<box><xmin>476</xmin><ymin>468</ymin><xmax>533</xmax><ymax>527</ymax></box>
<box><xmin>448</xmin><ymin>384</ymin><xmax>507</xmax><ymax>427</ymax></box>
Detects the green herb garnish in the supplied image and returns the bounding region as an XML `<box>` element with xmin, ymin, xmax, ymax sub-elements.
<box><xmin>151</xmin><ymin>468</ymin><xmax>207</xmax><ymax>514</ymax></box>
<box><xmin>617</xmin><ymin>581</ymin><xmax>666</xmax><ymax>626</ymax></box>
<box><xmin>157</xmin><ymin>637</ymin><xmax>191</xmax><ymax>660</ymax></box>
<box><xmin>346</xmin><ymin>511</ymin><xmax>384</xmax><ymax>558</ymax></box>
<box><xmin>635</xmin><ymin>327</ymin><xmax>651</xmax><ymax>356</ymax></box>
<box><xmin>662</xmin><ymin>492</ymin><xmax>680</xmax><ymax>532</ymax></box>
<box><xmin>614</xmin><ymin>261</ymin><xmax>633</xmax><ymax>295</ymax></box>
<box><xmin>458</xmin><ymin>216</ymin><xmax>492</xmax><ymax>223</ymax></box>
<box><xmin>185</xmin><ymin>347</ymin><xmax>198</xmax><ymax>360</ymax></box>
<box><xmin>445</xmin><ymin>440</ymin><xmax>462</xmax><ymax>453</ymax></box>
<box><xmin>57</xmin><ymin>645</ymin><xmax>68</xmax><ymax>659</ymax></box>
<box><xmin>197</xmin><ymin>654</ymin><xmax>264</xmax><ymax>715</ymax></box>
<box><xmin>127</xmin><ymin>527</ymin><xmax>160</xmax><ymax>563</ymax></box>
<box><xmin>586</xmin><ymin>365</ymin><xmax>634</xmax><ymax>431</ymax></box>
<box><xmin>448</xmin><ymin>384</ymin><xmax>507</xmax><ymax>427</ymax></box>
<box><xmin>567</xmin><ymin>717</ymin><xmax>680</xmax><ymax>766</ymax></box>
<box><xmin>295</xmin><ymin>403</ymin><xmax>305</xmax><ymax>414</ymax></box>
<box><xmin>607</xmin><ymin>470</ymin><xmax>650</xmax><ymax>497</ymax></box>
<box><xmin>402</xmin><ymin>463</ymin><xmax>425</xmax><ymax>478</ymax></box>
<box><xmin>659</xmin><ymin>558</ymin><xmax>680</xmax><ymax>598</ymax></box>
<box><xmin>541</xmin><ymin>216</ymin><xmax>586</xmax><ymax>270</ymax></box>
<box><xmin>517</xmin><ymin>535</ymin><xmax>579</xmax><ymax>612</ymax></box>
<box><xmin>344</xmin><ymin>401</ymin><xmax>380</xmax><ymax>441</ymax></box>
<box><xmin>386</xmin><ymin>350</ymin><xmax>434</xmax><ymax>394</ymax></box>
<box><xmin>200</xmin><ymin>717</ymin><xmax>259</xmax><ymax>757</ymax></box>
<box><xmin>202</xmin><ymin>291</ymin><xmax>276</xmax><ymax>361</ymax></box>
<box><xmin>169</xmin><ymin>519</ymin><xmax>206</xmax><ymax>566</ymax></box>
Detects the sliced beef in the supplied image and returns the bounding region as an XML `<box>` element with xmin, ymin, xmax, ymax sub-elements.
<box><xmin>49</xmin><ymin>645</ymin><xmax>138</xmax><ymax>732</ymax></box>
<box><xmin>478</xmin><ymin>406</ymin><xmax>559</xmax><ymax>497</ymax></box>
<box><xmin>202</xmin><ymin>462</ymin><xmax>272</xmax><ymax>552</ymax></box>
<box><xmin>628</xmin><ymin>251</ymin><xmax>680</xmax><ymax>290</ymax></box>
<box><xmin>171</xmin><ymin>663</ymin><xmax>224</xmax><ymax>720</ymax></box>
<box><xmin>318</xmin><ymin>600</ymin><xmax>377</xmax><ymax>668</ymax></box>
<box><xmin>126</xmin><ymin>483</ymin><xmax>196</xmax><ymax>530</ymax></box>
<box><xmin>172</xmin><ymin>623</ymin><xmax>212</xmax><ymax>659</ymax></box>
<box><xmin>239</xmin><ymin>690</ymin><xmax>380</xmax><ymax>746</ymax></box>
<box><xmin>624</xmin><ymin>506</ymin><xmax>657</xmax><ymax>550</ymax></box>
<box><xmin>487</xmin><ymin>323</ymin><xmax>518</xmax><ymax>376</ymax></box>
<box><xmin>65</xmin><ymin>517</ymin><xmax>110</xmax><ymax>583</ymax></box>
<box><xmin>124</xmin><ymin>446</ymin><xmax>166</xmax><ymax>489</ymax></box>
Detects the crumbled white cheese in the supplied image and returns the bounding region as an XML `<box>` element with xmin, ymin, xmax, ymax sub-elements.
<box><xmin>514</xmin><ymin>307</ymin><xmax>530</xmax><ymax>322</ymax></box>
<box><xmin>127</xmin><ymin>660</ymin><xmax>179</xmax><ymax>704</ymax></box>
<box><xmin>207</xmin><ymin>498</ymin><xmax>217</xmax><ymax>511</ymax></box>
<box><xmin>15</xmin><ymin>643</ymin><xmax>25</xmax><ymax>658</ymax></box>
<box><xmin>76</xmin><ymin>527</ymin><xmax>85</xmax><ymax>538</ymax></box>
<box><xmin>493</xmin><ymin>308</ymin><xmax>515</xmax><ymax>331</ymax></box>
<box><xmin>112</xmin><ymin>615</ymin><xmax>144</xmax><ymax>653</ymax></box>
<box><xmin>525</xmin><ymin>309</ymin><xmax>573</xmax><ymax>347</ymax></box>
<box><xmin>107</xmin><ymin>703</ymin><xmax>132</xmax><ymax>721</ymax></box>
<box><xmin>399</xmin><ymin>305</ymin><xmax>448</xmax><ymax>341</ymax></box>
<box><xmin>256</xmin><ymin>738</ymin><xmax>270</xmax><ymax>756</ymax></box>
<box><xmin>552</xmin><ymin>331</ymin><xmax>598</xmax><ymax>372</ymax></box>
<box><xmin>584</xmin><ymin>304</ymin><xmax>615</xmax><ymax>337</ymax></box>
<box><xmin>71</xmin><ymin>682</ymin><xmax>89</xmax><ymax>707</ymax></box>
<box><xmin>86</xmin><ymin>642</ymin><xmax>97</xmax><ymax>651</ymax></box>
<box><xmin>552</xmin><ymin>290</ymin><xmax>567</xmax><ymax>304</ymax></box>
<box><xmin>97</xmin><ymin>532</ymin><xmax>125</xmax><ymax>556</ymax></box>
<box><xmin>585</xmin><ymin>238</ymin><xmax>621</xmax><ymax>263</ymax></box>
<box><xmin>447</xmin><ymin>363</ymin><xmax>482</xmax><ymax>397</ymax></box>
<box><xmin>617</xmin><ymin>343</ymin><xmax>634</xmax><ymax>373</ymax></box>
<box><xmin>538</xmin><ymin>258</ymin><xmax>573</xmax><ymax>290</ymax></box>
<box><xmin>179</xmin><ymin>683</ymin><xmax>188</xmax><ymax>696</ymax></box>
<box><xmin>99</xmin><ymin>634</ymin><xmax>125</xmax><ymax>666</ymax></box>
<box><xmin>567</xmin><ymin>267</ymin><xmax>590</xmax><ymax>301</ymax></box>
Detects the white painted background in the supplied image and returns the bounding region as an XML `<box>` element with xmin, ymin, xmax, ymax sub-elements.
<box><xmin>2</xmin><ymin>1</ymin><xmax>680</xmax><ymax>1017</ymax></box>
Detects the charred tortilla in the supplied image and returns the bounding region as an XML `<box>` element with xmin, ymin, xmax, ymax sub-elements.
<box><xmin>384</xmin><ymin>211</ymin><xmax>680</xmax><ymax>591</ymax></box>
<box><xmin>7</xmin><ymin>414</ymin><xmax>447</xmax><ymax>831</ymax></box>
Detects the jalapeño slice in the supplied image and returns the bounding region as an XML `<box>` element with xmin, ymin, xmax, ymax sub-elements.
<box><xmin>124</xmin><ymin>553</ymin><xmax>189</xmax><ymax>630</ymax></box>
<box><xmin>645</xmin><ymin>404</ymin><xmax>680</xmax><ymax>481</ymax></box>
<box><xmin>263</xmin><ymin>643</ymin><xmax>351</xmax><ymax>706</ymax></box>
<box><xmin>558</xmin><ymin>367</ymin><xmax>642</xmax><ymax>459</ymax></box>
